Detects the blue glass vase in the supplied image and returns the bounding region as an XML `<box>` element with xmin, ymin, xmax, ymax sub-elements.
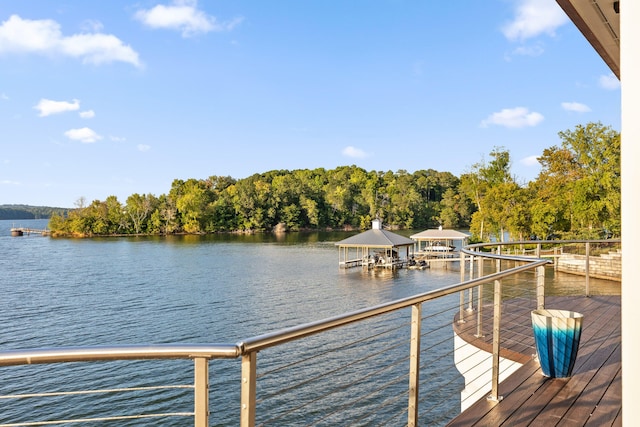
<box><xmin>531</xmin><ymin>309</ymin><xmax>583</xmax><ymax>378</ymax></box>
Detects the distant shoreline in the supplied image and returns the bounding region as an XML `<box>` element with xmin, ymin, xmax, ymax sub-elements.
<box><xmin>0</xmin><ymin>205</ymin><xmax>70</xmax><ymax>221</ymax></box>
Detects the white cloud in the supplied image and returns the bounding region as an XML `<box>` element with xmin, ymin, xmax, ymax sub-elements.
<box><xmin>0</xmin><ymin>15</ymin><xmax>141</xmax><ymax>67</ymax></box>
<box><xmin>110</xmin><ymin>135</ymin><xmax>126</xmax><ymax>142</ymax></box>
<box><xmin>561</xmin><ymin>102</ymin><xmax>591</xmax><ymax>113</ymax></box>
<box><xmin>342</xmin><ymin>146</ymin><xmax>369</xmax><ymax>158</ymax></box>
<box><xmin>79</xmin><ymin>109</ymin><xmax>95</xmax><ymax>119</ymax></box>
<box><xmin>599</xmin><ymin>73</ymin><xmax>621</xmax><ymax>90</ymax></box>
<box><xmin>1</xmin><ymin>93</ymin><xmax>8</xmax><ymax>100</ymax></box>
<box><xmin>1</xmin><ymin>179</ymin><xmax>20</xmax><ymax>185</ymax></box>
<box><xmin>64</xmin><ymin>127</ymin><xmax>102</xmax><ymax>143</ymax></box>
<box><xmin>34</xmin><ymin>98</ymin><xmax>80</xmax><ymax>117</ymax></box>
<box><xmin>59</xmin><ymin>33</ymin><xmax>142</xmax><ymax>67</ymax></box>
<box><xmin>502</xmin><ymin>0</ymin><xmax>569</xmax><ymax>41</ymax></box>
<box><xmin>135</xmin><ymin>0</ymin><xmax>243</xmax><ymax>38</ymax></box>
<box><xmin>481</xmin><ymin>107</ymin><xmax>544</xmax><ymax>128</ymax></box>
<box><xmin>521</xmin><ymin>155</ymin><xmax>539</xmax><ymax>166</ymax></box>
<box><xmin>137</xmin><ymin>144</ymin><xmax>151</xmax><ymax>152</ymax></box>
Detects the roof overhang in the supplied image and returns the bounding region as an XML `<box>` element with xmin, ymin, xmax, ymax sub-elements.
<box><xmin>334</xmin><ymin>229</ymin><xmax>415</xmax><ymax>248</ymax></box>
<box><xmin>556</xmin><ymin>0</ymin><xmax>620</xmax><ymax>78</ymax></box>
<box><xmin>410</xmin><ymin>229</ymin><xmax>470</xmax><ymax>241</ymax></box>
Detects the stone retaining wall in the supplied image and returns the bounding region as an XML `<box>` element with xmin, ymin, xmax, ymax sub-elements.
<box><xmin>556</xmin><ymin>250</ymin><xmax>621</xmax><ymax>281</ymax></box>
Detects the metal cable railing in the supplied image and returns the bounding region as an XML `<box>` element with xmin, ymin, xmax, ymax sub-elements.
<box><xmin>0</xmin><ymin>239</ymin><xmax>621</xmax><ymax>426</ymax></box>
<box><xmin>452</xmin><ymin>267</ymin><xmax>540</xmax><ymax>411</ymax></box>
<box><xmin>251</xmin><ymin>312</ymin><xmax>416</xmax><ymax>426</ymax></box>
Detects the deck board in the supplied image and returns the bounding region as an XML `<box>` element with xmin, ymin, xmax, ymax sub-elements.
<box><xmin>584</xmin><ymin>368</ymin><xmax>621</xmax><ymax>426</ymax></box>
<box><xmin>447</xmin><ymin>295</ymin><xmax>620</xmax><ymax>427</ymax></box>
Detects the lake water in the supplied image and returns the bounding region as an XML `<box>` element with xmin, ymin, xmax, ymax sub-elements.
<box><xmin>0</xmin><ymin>220</ymin><xmax>465</xmax><ymax>345</ymax></box>
<box><xmin>1</xmin><ymin>219</ymin><xmax>471</xmax><ymax>425</ymax></box>
<box><xmin>0</xmin><ymin>219</ymin><xmax>619</xmax><ymax>425</ymax></box>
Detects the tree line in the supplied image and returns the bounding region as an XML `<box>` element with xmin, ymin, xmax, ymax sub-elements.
<box><xmin>48</xmin><ymin>122</ymin><xmax>620</xmax><ymax>242</ymax></box>
<box><xmin>0</xmin><ymin>205</ymin><xmax>70</xmax><ymax>220</ymax></box>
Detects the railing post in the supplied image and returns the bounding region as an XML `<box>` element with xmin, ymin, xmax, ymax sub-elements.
<box><xmin>467</xmin><ymin>254</ymin><xmax>474</xmax><ymax>312</ymax></box>
<box><xmin>458</xmin><ymin>253</ymin><xmax>466</xmax><ymax>324</ymax></box>
<box><xmin>585</xmin><ymin>242</ymin><xmax>591</xmax><ymax>297</ymax></box>
<box><xmin>407</xmin><ymin>303</ymin><xmax>422</xmax><ymax>427</ymax></box>
<box><xmin>487</xmin><ymin>278</ymin><xmax>503</xmax><ymax>403</ymax></box>
<box><xmin>240</xmin><ymin>352</ymin><xmax>257</xmax><ymax>427</ymax></box>
<box><xmin>194</xmin><ymin>357</ymin><xmax>209</xmax><ymax>427</ymax></box>
<box><xmin>475</xmin><ymin>284</ymin><xmax>484</xmax><ymax>338</ymax></box>
<box><xmin>536</xmin><ymin>265</ymin><xmax>545</xmax><ymax>310</ymax></box>
<box><xmin>475</xmin><ymin>256</ymin><xmax>485</xmax><ymax>337</ymax></box>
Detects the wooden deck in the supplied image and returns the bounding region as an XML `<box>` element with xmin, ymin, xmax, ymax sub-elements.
<box><xmin>448</xmin><ymin>294</ymin><xmax>621</xmax><ymax>426</ymax></box>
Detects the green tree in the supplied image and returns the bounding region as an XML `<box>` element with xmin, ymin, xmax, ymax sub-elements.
<box><xmin>324</xmin><ymin>166</ymin><xmax>359</xmax><ymax>227</ymax></box>
<box><xmin>271</xmin><ymin>172</ymin><xmax>302</xmax><ymax>229</ymax></box>
<box><xmin>226</xmin><ymin>174</ymin><xmax>272</xmax><ymax>231</ymax></box>
<box><xmin>173</xmin><ymin>180</ymin><xmax>208</xmax><ymax>233</ymax></box>
<box><xmin>531</xmin><ymin>122</ymin><xmax>620</xmax><ymax>238</ymax></box>
<box><xmin>438</xmin><ymin>188</ymin><xmax>473</xmax><ymax>228</ymax></box>
<box><xmin>386</xmin><ymin>170</ymin><xmax>421</xmax><ymax>228</ymax></box>
<box><xmin>460</xmin><ymin>147</ymin><xmax>518</xmax><ymax>241</ymax></box>
<box><xmin>126</xmin><ymin>193</ymin><xmax>156</xmax><ymax>234</ymax></box>
<box><xmin>483</xmin><ymin>181</ymin><xmax>530</xmax><ymax>241</ymax></box>
<box><xmin>199</xmin><ymin>175</ymin><xmax>235</xmax><ymax>231</ymax></box>
<box><xmin>48</xmin><ymin>212</ymin><xmax>66</xmax><ymax>235</ymax></box>
<box><xmin>105</xmin><ymin>196</ymin><xmax>127</xmax><ymax>234</ymax></box>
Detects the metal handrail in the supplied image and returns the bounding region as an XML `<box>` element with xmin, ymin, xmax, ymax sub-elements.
<box><xmin>0</xmin><ymin>262</ymin><xmax>546</xmax><ymax>367</ymax></box>
<box><xmin>0</xmin><ymin>343</ymin><xmax>241</xmax><ymax>366</ymax></box>
<box><xmin>0</xmin><ymin>260</ymin><xmax>549</xmax><ymax>427</ymax></box>
<box><xmin>466</xmin><ymin>238</ymin><xmax>620</xmax><ymax>247</ymax></box>
<box><xmin>238</xmin><ymin>260</ymin><xmax>549</xmax><ymax>354</ymax></box>
<box><xmin>237</xmin><ymin>257</ymin><xmax>552</xmax><ymax>427</ymax></box>
<box><xmin>463</xmin><ymin>238</ymin><xmax>620</xmax><ymax>256</ymax></box>
<box><xmin>1</xmin><ymin>241</ymin><xmax>613</xmax><ymax>366</ymax></box>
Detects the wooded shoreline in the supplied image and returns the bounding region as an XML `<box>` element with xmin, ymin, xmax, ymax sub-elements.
<box><xmin>19</xmin><ymin>123</ymin><xmax>623</xmax><ymax>242</ymax></box>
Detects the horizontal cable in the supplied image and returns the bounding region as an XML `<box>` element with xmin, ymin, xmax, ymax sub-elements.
<box><xmin>258</xmin><ymin>318</ymin><xmax>408</xmax><ymax>379</ymax></box>
<box><xmin>308</xmin><ymin>365</ymin><xmax>410</xmax><ymax>426</ymax></box>
<box><xmin>258</xmin><ymin>331</ymin><xmax>408</xmax><ymax>403</ymax></box>
<box><xmin>0</xmin><ymin>412</ymin><xmax>193</xmax><ymax>427</ymax></box>
<box><xmin>0</xmin><ymin>384</ymin><xmax>192</xmax><ymax>400</ymax></box>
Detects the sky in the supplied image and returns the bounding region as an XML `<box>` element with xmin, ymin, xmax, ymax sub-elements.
<box><xmin>0</xmin><ymin>0</ymin><xmax>621</xmax><ymax>208</ymax></box>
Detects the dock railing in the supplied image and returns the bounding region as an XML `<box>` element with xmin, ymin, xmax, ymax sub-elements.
<box><xmin>0</xmin><ymin>239</ymin><xmax>620</xmax><ymax>426</ymax></box>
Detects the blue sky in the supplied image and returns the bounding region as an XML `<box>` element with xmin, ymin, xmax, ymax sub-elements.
<box><xmin>0</xmin><ymin>0</ymin><xmax>620</xmax><ymax>208</ymax></box>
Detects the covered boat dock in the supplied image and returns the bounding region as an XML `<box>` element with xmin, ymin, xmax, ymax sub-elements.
<box><xmin>410</xmin><ymin>227</ymin><xmax>469</xmax><ymax>255</ymax></box>
<box><xmin>335</xmin><ymin>219</ymin><xmax>414</xmax><ymax>269</ymax></box>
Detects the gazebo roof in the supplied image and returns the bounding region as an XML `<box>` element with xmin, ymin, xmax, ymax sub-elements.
<box><xmin>410</xmin><ymin>229</ymin><xmax>470</xmax><ymax>241</ymax></box>
<box><xmin>335</xmin><ymin>228</ymin><xmax>414</xmax><ymax>248</ymax></box>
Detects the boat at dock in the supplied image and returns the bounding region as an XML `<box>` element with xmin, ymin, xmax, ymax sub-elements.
<box><xmin>426</xmin><ymin>243</ymin><xmax>455</xmax><ymax>252</ymax></box>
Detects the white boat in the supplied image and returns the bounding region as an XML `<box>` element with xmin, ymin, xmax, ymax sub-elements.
<box><xmin>427</xmin><ymin>243</ymin><xmax>455</xmax><ymax>252</ymax></box>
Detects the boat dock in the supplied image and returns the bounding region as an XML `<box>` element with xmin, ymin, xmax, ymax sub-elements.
<box><xmin>10</xmin><ymin>227</ymin><xmax>50</xmax><ymax>236</ymax></box>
